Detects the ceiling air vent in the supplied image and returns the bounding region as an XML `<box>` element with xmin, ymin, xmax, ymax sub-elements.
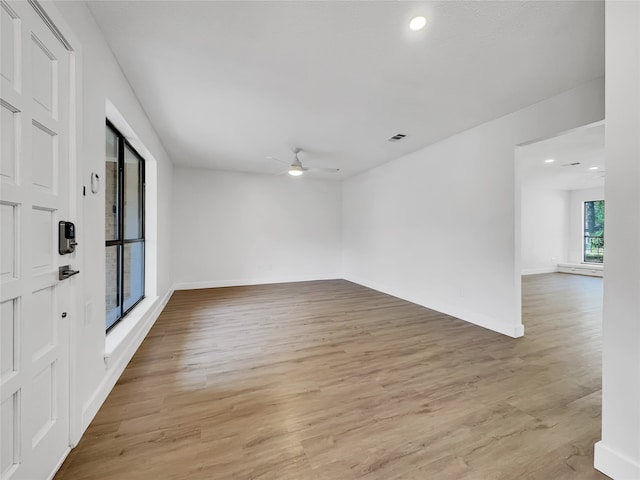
<box><xmin>561</xmin><ymin>162</ymin><xmax>582</xmax><ymax>167</ymax></box>
<box><xmin>388</xmin><ymin>133</ymin><xmax>407</xmax><ymax>142</ymax></box>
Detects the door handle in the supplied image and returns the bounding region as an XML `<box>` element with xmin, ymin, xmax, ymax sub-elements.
<box><xmin>59</xmin><ymin>265</ymin><xmax>80</xmax><ymax>280</ymax></box>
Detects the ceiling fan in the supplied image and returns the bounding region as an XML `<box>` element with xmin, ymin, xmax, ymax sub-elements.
<box><xmin>268</xmin><ymin>148</ymin><xmax>340</xmax><ymax>177</ymax></box>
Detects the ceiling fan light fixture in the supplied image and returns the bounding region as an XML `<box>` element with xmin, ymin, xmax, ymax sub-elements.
<box><xmin>288</xmin><ymin>165</ymin><xmax>304</xmax><ymax>176</ymax></box>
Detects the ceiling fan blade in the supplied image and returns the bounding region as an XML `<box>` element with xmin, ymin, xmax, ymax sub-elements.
<box><xmin>308</xmin><ymin>167</ymin><xmax>340</xmax><ymax>173</ymax></box>
<box><xmin>266</xmin><ymin>156</ymin><xmax>289</xmax><ymax>165</ymax></box>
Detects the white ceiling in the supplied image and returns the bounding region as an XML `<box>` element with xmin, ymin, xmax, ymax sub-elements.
<box><xmin>87</xmin><ymin>1</ymin><xmax>604</xmax><ymax>179</ymax></box>
<box><xmin>518</xmin><ymin>123</ymin><xmax>605</xmax><ymax>191</ymax></box>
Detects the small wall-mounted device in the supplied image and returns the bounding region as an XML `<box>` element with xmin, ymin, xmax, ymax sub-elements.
<box><xmin>58</xmin><ymin>221</ymin><xmax>78</xmax><ymax>255</ymax></box>
<box><xmin>91</xmin><ymin>172</ymin><xmax>100</xmax><ymax>194</ymax></box>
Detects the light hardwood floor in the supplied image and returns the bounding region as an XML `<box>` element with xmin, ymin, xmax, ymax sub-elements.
<box><xmin>55</xmin><ymin>274</ymin><xmax>607</xmax><ymax>479</ymax></box>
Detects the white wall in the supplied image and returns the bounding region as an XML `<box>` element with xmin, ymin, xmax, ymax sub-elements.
<box><xmin>595</xmin><ymin>1</ymin><xmax>640</xmax><ymax>478</ymax></box>
<box><xmin>567</xmin><ymin>186</ymin><xmax>605</xmax><ymax>264</ymax></box>
<box><xmin>520</xmin><ymin>184</ymin><xmax>605</xmax><ymax>274</ymax></box>
<box><xmin>343</xmin><ymin>77</ymin><xmax>604</xmax><ymax>338</ymax></box>
<box><xmin>520</xmin><ymin>187</ymin><xmax>569</xmax><ymax>274</ymax></box>
<box><xmin>172</xmin><ymin>168</ymin><xmax>342</xmax><ymax>289</ymax></box>
<box><xmin>53</xmin><ymin>1</ymin><xmax>175</xmax><ymax>442</ymax></box>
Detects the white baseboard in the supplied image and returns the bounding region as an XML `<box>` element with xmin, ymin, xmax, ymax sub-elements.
<box><xmin>47</xmin><ymin>447</ymin><xmax>71</xmax><ymax>480</ymax></box>
<box><xmin>595</xmin><ymin>441</ymin><xmax>640</xmax><ymax>479</ymax></box>
<box><xmin>521</xmin><ymin>267</ymin><xmax>559</xmax><ymax>275</ymax></box>
<box><xmin>558</xmin><ymin>263</ymin><xmax>604</xmax><ymax>277</ymax></box>
<box><xmin>80</xmin><ymin>286</ymin><xmax>174</xmax><ymax>432</ymax></box>
<box><xmin>174</xmin><ymin>274</ymin><xmax>341</xmax><ymax>291</ymax></box>
<box><xmin>344</xmin><ymin>275</ymin><xmax>524</xmax><ymax>338</ymax></box>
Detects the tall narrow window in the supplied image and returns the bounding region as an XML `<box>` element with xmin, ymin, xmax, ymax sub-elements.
<box><xmin>105</xmin><ymin>121</ymin><xmax>145</xmax><ymax>331</ymax></box>
<box><xmin>583</xmin><ymin>200</ymin><xmax>604</xmax><ymax>264</ymax></box>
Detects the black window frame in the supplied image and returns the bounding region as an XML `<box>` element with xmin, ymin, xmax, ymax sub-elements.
<box><xmin>583</xmin><ymin>199</ymin><xmax>605</xmax><ymax>265</ymax></box>
<box><xmin>106</xmin><ymin>119</ymin><xmax>146</xmax><ymax>332</ymax></box>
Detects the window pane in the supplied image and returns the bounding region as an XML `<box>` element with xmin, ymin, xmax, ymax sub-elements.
<box><xmin>105</xmin><ymin>126</ymin><xmax>119</xmax><ymax>241</ymax></box>
<box><xmin>123</xmin><ymin>242</ymin><xmax>144</xmax><ymax>312</ymax></box>
<box><xmin>124</xmin><ymin>146</ymin><xmax>142</xmax><ymax>239</ymax></box>
<box><xmin>583</xmin><ymin>200</ymin><xmax>605</xmax><ymax>264</ymax></box>
<box><xmin>105</xmin><ymin>245</ymin><xmax>121</xmax><ymax>330</ymax></box>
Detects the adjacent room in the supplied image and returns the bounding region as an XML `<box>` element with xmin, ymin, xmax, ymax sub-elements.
<box><xmin>518</xmin><ymin>122</ymin><xmax>606</xmax><ymax>278</ymax></box>
<box><xmin>0</xmin><ymin>1</ymin><xmax>638</xmax><ymax>479</ymax></box>
<box><xmin>516</xmin><ymin>122</ymin><xmax>607</xmax><ymax>374</ymax></box>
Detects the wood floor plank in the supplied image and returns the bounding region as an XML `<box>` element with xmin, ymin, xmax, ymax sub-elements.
<box><xmin>55</xmin><ymin>274</ymin><xmax>608</xmax><ymax>479</ymax></box>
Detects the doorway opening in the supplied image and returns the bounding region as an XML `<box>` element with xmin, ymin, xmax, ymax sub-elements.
<box><xmin>513</xmin><ymin>120</ymin><xmax>606</xmax><ymax>475</ymax></box>
<box><xmin>515</xmin><ymin>121</ymin><xmax>605</xmax><ymax>283</ymax></box>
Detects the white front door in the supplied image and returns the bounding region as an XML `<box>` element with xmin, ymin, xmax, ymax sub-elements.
<box><xmin>1</xmin><ymin>1</ymin><xmax>75</xmax><ymax>478</ymax></box>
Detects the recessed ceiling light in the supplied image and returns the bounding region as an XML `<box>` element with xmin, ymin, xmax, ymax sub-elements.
<box><xmin>589</xmin><ymin>166</ymin><xmax>599</xmax><ymax>171</ymax></box>
<box><xmin>409</xmin><ymin>16</ymin><xmax>427</xmax><ymax>31</ymax></box>
<box><xmin>544</xmin><ymin>159</ymin><xmax>555</xmax><ymax>163</ymax></box>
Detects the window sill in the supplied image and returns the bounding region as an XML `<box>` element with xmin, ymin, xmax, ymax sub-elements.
<box><xmin>104</xmin><ymin>296</ymin><xmax>158</xmax><ymax>368</ymax></box>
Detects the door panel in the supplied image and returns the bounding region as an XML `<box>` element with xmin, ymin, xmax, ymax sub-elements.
<box><xmin>0</xmin><ymin>2</ymin><xmax>18</xmax><ymax>88</ymax></box>
<box><xmin>31</xmin><ymin>122</ymin><xmax>57</xmax><ymax>192</ymax></box>
<box><xmin>0</xmin><ymin>102</ymin><xmax>17</xmax><ymax>182</ymax></box>
<box><xmin>0</xmin><ymin>391</ymin><xmax>19</xmax><ymax>475</ymax></box>
<box><xmin>0</xmin><ymin>203</ymin><xmax>16</xmax><ymax>282</ymax></box>
<box><xmin>30</xmin><ymin>35</ymin><xmax>56</xmax><ymax>115</ymax></box>
<box><xmin>0</xmin><ymin>1</ymin><xmax>75</xmax><ymax>479</ymax></box>
<box><xmin>0</xmin><ymin>299</ymin><xmax>16</xmax><ymax>379</ymax></box>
